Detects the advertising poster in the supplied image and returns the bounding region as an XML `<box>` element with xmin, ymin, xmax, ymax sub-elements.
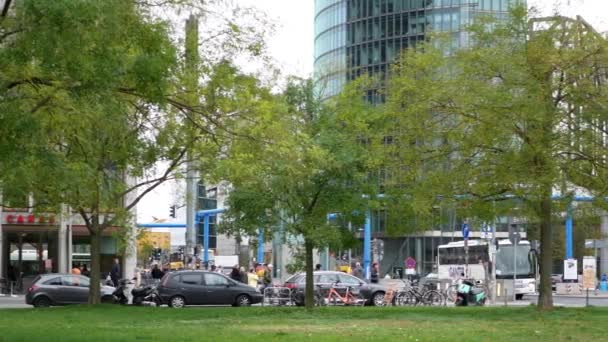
<box><xmin>583</xmin><ymin>256</ymin><xmax>597</xmax><ymax>290</ymax></box>
<box><xmin>563</xmin><ymin>258</ymin><xmax>578</xmax><ymax>280</ymax></box>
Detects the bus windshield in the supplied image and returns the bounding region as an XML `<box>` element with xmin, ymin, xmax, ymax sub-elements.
<box><xmin>495</xmin><ymin>245</ymin><xmax>532</xmax><ymax>278</ymax></box>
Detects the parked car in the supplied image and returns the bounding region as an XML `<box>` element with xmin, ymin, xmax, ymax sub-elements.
<box><xmin>157</xmin><ymin>270</ymin><xmax>263</xmax><ymax>308</ymax></box>
<box><xmin>285</xmin><ymin>271</ymin><xmax>387</xmax><ymax>306</ymax></box>
<box><xmin>25</xmin><ymin>273</ymin><xmax>115</xmax><ymax>307</ymax></box>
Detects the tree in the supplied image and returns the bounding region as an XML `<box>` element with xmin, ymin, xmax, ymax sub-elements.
<box><xmin>378</xmin><ymin>6</ymin><xmax>608</xmax><ymax>310</ymax></box>
<box><xmin>0</xmin><ymin>0</ymin><xmax>271</xmax><ymax>303</ymax></box>
<box><xmin>213</xmin><ymin>78</ymin><xmax>377</xmax><ymax>308</ymax></box>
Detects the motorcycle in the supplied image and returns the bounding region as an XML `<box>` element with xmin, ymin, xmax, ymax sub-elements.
<box><xmin>112</xmin><ymin>278</ymin><xmax>162</xmax><ymax>306</ymax></box>
<box><xmin>131</xmin><ymin>284</ymin><xmax>162</xmax><ymax>307</ymax></box>
<box><xmin>112</xmin><ymin>278</ymin><xmax>134</xmax><ymax>305</ymax></box>
<box><xmin>455</xmin><ymin>280</ymin><xmax>486</xmax><ymax>306</ymax></box>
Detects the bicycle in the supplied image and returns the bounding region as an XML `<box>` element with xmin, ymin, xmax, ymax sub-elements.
<box><xmin>316</xmin><ymin>282</ymin><xmax>366</xmax><ymax>306</ymax></box>
<box><xmin>394</xmin><ymin>279</ymin><xmax>444</xmax><ymax>306</ymax></box>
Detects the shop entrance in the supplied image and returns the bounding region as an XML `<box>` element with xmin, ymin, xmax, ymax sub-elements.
<box><xmin>1</xmin><ymin>228</ymin><xmax>58</xmax><ymax>292</ymax></box>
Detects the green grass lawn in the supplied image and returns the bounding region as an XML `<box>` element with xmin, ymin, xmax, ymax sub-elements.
<box><xmin>1</xmin><ymin>305</ymin><xmax>607</xmax><ymax>341</ymax></box>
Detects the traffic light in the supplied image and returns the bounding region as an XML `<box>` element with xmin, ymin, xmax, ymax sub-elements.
<box><xmin>169</xmin><ymin>205</ymin><xmax>176</xmax><ymax>218</ymax></box>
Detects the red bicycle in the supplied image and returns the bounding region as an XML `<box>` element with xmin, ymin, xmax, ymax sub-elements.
<box><xmin>315</xmin><ymin>282</ymin><xmax>366</xmax><ymax>306</ymax></box>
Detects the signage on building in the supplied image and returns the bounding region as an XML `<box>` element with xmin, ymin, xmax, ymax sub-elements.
<box><xmin>5</xmin><ymin>214</ymin><xmax>56</xmax><ymax>225</ymax></box>
<box><xmin>405</xmin><ymin>257</ymin><xmax>416</xmax><ymax>275</ymax></box>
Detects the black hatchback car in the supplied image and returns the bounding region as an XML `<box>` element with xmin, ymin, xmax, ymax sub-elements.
<box><xmin>285</xmin><ymin>271</ymin><xmax>387</xmax><ymax>306</ymax></box>
<box><xmin>25</xmin><ymin>273</ymin><xmax>115</xmax><ymax>307</ymax></box>
<box><xmin>157</xmin><ymin>270</ymin><xmax>263</xmax><ymax>308</ymax></box>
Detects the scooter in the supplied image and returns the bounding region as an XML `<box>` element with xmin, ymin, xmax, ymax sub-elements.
<box><xmin>112</xmin><ymin>278</ymin><xmax>134</xmax><ymax>305</ymax></box>
<box><xmin>131</xmin><ymin>285</ymin><xmax>162</xmax><ymax>307</ymax></box>
<box><xmin>455</xmin><ymin>280</ymin><xmax>486</xmax><ymax>306</ymax></box>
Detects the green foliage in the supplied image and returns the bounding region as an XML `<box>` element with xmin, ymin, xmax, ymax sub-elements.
<box><xmin>376</xmin><ymin>5</ymin><xmax>608</xmax><ymax>309</ymax></box>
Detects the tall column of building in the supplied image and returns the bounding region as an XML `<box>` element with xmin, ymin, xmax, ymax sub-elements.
<box><xmin>57</xmin><ymin>204</ymin><xmax>68</xmax><ymax>273</ymax></box>
<box><xmin>123</xmin><ymin>174</ymin><xmax>139</xmax><ymax>279</ymax></box>
<box><xmin>601</xmin><ymin>214</ymin><xmax>608</xmax><ymax>275</ymax></box>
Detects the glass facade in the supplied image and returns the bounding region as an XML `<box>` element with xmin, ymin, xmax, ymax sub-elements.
<box><xmin>314</xmin><ymin>0</ymin><xmax>348</xmax><ymax>99</ymax></box>
<box><xmin>314</xmin><ymin>0</ymin><xmax>523</xmax><ymax>101</ymax></box>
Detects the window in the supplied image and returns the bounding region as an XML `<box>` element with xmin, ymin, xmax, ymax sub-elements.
<box><xmin>44</xmin><ymin>277</ymin><xmax>62</xmax><ymax>286</ymax></box>
<box><xmin>317</xmin><ymin>274</ymin><xmax>339</xmax><ymax>284</ymax></box>
<box><xmin>338</xmin><ymin>274</ymin><xmax>361</xmax><ymax>285</ymax></box>
<box><xmin>62</xmin><ymin>276</ymin><xmax>89</xmax><ymax>287</ymax></box>
<box><xmin>180</xmin><ymin>274</ymin><xmax>202</xmax><ymax>285</ymax></box>
<box><xmin>204</xmin><ymin>273</ymin><xmax>229</xmax><ymax>286</ymax></box>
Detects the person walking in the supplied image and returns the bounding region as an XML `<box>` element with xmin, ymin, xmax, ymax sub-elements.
<box><xmin>247</xmin><ymin>268</ymin><xmax>259</xmax><ymax>288</ymax></box>
<box><xmin>371</xmin><ymin>262</ymin><xmax>379</xmax><ymax>284</ymax></box>
<box><xmin>81</xmin><ymin>264</ymin><xmax>90</xmax><ymax>277</ymax></box>
<box><xmin>315</xmin><ymin>264</ymin><xmax>322</xmax><ymax>271</ymax></box>
<box><xmin>239</xmin><ymin>266</ymin><xmax>248</xmax><ymax>284</ymax></box>
<box><xmin>151</xmin><ymin>264</ymin><xmax>163</xmax><ymax>283</ymax></box>
<box><xmin>110</xmin><ymin>258</ymin><xmax>121</xmax><ymax>287</ymax></box>
<box><xmin>261</xmin><ymin>264</ymin><xmax>272</xmax><ymax>290</ymax></box>
<box><xmin>230</xmin><ymin>265</ymin><xmax>241</xmax><ymax>282</ymax></box>
<box><xmin>71</xmin><ymin>264</ymin><xmax>81</xmax><ymax>275</ymax></box>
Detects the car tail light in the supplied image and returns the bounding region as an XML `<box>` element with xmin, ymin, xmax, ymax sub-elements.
<box><xmin>285</xmin><ymin>283</ymin><xmax>296</xmax><ymax>289</ymax></box>
<box><xmin>28</xmin><ymin>285</ymin><xmax>39</xmax><ymax>293</ymax></box>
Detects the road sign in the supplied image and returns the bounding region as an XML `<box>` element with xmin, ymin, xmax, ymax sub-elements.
<box><xmin>461</xmin><ymin>223</ymin><xmax>470</xmax><ymax>240</ymax></box>
<box><xmin>508</xmin><ymin>226</ymin><xmax>521</xmax><ymax>245</ymax></box>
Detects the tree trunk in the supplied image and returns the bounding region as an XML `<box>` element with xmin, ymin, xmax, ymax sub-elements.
<box><xmin>89</xmin><ymin>228</ymin><xmax>102</xmax><ymax>304</ymax></box>
<box><xmin>304</xmin><ymin>238</ymin><xmax>315</xmax><ymax>309</ymax></box>
<box><xmin>537</xmin><ymin>193</ymin><xmax>553</xmax><ymax>310</ymax></box>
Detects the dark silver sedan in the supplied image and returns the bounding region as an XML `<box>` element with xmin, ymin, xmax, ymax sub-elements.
<box><xmin>157</xmin><ymin>270</ymin><xmax>263</xmax><ymax>308</ymax></box>
<box><xmin>25</xmin><ymin>273</ymin><xmax>115</xmax><ymax>307</ymax></box>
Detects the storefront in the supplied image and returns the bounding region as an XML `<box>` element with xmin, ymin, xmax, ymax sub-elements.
<box><xmin>0</xmin><ymin>209</ymin><xmax>123</xmax><ymax>292</ymax></box>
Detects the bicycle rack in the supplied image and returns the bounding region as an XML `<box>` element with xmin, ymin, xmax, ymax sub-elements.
<box><xmin>262</xmin><ymin>287</ymin><xmax>294</xmax><ymax>306</ymax></box>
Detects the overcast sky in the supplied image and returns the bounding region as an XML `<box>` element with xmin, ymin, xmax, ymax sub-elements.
<box><xmin>137</xmin><ymin>0</ymin><xmax>608</xmax><ymax>223</ymax></box>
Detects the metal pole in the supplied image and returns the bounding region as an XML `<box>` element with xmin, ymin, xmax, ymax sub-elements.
<box><xmin>257</xmin><ymin>229</ymin><xmax>264</xmax><ymax>264</ymax></box>
<box><xmin>348</xmin><ymin>221</ymin><xmax>352</xmax><ymax>272</ymax></box>
<box><xmin>363</xmin><ymin>211</ymin><xmax>371</xmax><ymax>280</ymax></box>
<box><xmin>513</xmin><ymin>242</ymin><xmax>517</xmax><ymax>302</ymax></box>
<box><xmin>203</xmin><ymin>214</ymin><xmax>209</xmax><ymax>265</ymax></box>
<box><xmin>566</xmin><ymin>202</ymin><xmax>573</xmax><ymax>259</ymax></box>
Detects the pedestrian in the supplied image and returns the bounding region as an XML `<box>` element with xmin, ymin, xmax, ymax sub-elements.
<box><xmin>230</xmin><ymin>265</ymin><xmax>241</xmax><ymax>282</ymax></box>
<box><xmin>239</xmin><ymin>266</ymin><xmax>248</xmax><ymax>284</ymax></box>
<box><xmin>81</xmin><ymin>264</ymin><xmax>90</xmax><ymax>277</ymax></box>
<box><xmin>211</xmin><ymin>265</ymin><xmax>217</xmax><ymax>272</ymax></box>
<box><xmin>151</xmin><ymin>264</ymin><xmax>163</xmax><ymax>281</ymax></box>
<box><xmin>247</xmin><ymin>268</ymin><xmax>259</xmax><ymax>288</ymax></box>
<box><xmin>261</xmin><ymin>264</ymin><xmax>272</xmax><ymax>290</ymax></box>
<box><xmin>353</xmin><ymin>262</ymin><xmax>363</xmax><ymax>279</ymax></box>
<box><xmin>315</xmin><ymin>264</ymin><xmax>322</xmax><ymax>271</ymax></box>
<box><xmin>71</xmin><ymin>264</ymin><xmax>81</xmax><ymax>275</ymax></box>
<box><xmin>370</xmin><ymin>262</ymin><xmax>379</xmax><ymax>284</ymax></box>
<box><xmin>110</xmin><ymin>258</ymin><xmax>121</xmax><ymax>287</ymax></box>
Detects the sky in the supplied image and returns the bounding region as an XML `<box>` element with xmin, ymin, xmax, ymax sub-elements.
<box><xmin>136</xmin><ymin>0</ymin><xmax>608</xmax><ymax>223</ymax></box>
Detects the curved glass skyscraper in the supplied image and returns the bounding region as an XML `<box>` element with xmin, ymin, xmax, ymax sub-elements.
<box><xmin>314</xmin><ymin>0</ymin><xmax>523</xmax><ymax>100</ymax></box>
<box><xmin>314</xmin><ymin>0</ymin><xmax>348</xmax><ymax>99</ymax></box>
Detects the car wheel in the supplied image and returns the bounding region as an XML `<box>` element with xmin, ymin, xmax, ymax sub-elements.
<box><xmin>235</xmin><ymin>294</ymin><xmax>251</xmax><ymax>307</ymax></box>
<box><xmin>169</xmin><ymin>296</ymin><xmax>186</xmax><ymax>308</ymax></box>
<box><xmin>371</xmin><ymin>291</ymin><xmax>385</xmax><ymax>306</ymax></box>
<box><xmin>33</xmin><ymin>296</ymin><xmax>51</xmax><ymax>308</ymax></box>
<box><xmin>133</xmin><ymin>296</ymin><xmax>144</xmax><ymax>306</ymax></box>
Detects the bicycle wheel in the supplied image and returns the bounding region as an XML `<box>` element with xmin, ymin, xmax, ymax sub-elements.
<box><xmin>423</xmin><ymin>290</ymin><xmax>444</xmax><ymax>306</ymax></box>
<box><xmin>394</xmin><ymin>292</ymin><xmax>416</xmax><ymax>306</ymax></box>
<box><xmin>446</xmin><ymin>285</ymin><xmax>458</xmax><ymax>303</ymax></box>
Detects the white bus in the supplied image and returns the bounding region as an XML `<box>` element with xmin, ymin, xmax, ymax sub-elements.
<box><xmin>437</xmin><ymin>239</ymin><xmax>538</xmax><ymax>299</ymax></box>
